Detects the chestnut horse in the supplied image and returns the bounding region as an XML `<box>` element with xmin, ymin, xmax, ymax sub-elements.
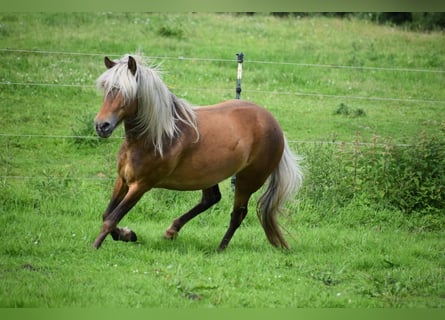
<box><xmin>92</xmin><ymin>54</ymin><xmax>303</xmax><ymax>251</ymax></box>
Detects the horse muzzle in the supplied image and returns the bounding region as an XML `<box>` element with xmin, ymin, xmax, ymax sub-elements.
<box><xmin>95</xmin><ymin>120</ymin><xmax>115</xmax><ymax>138</ymax></box>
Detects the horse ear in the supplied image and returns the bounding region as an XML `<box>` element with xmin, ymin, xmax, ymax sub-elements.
<box><xmin>104</xmin><ymin>57</ymin><xmax>116</xmax><ymax>69</ymax></box>
<box><xmin>128</xmin><ymin>56</ymin><xmax>137</xmax><ymax>76</ymax></box>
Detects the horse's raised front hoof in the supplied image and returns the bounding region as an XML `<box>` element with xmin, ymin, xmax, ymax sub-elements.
<box><xmin>111</xmin><ymin>227</ymin><xmax>137</xmax><ymax>242</ymax></box>
<box><xmin>163</xmin><ymin>227</ymin><xmax>178</xmax><ymax>240</ymax></box>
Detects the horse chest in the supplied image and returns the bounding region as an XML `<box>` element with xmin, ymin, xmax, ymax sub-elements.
<box><xmin>117</xmin><ymin>151</ymin><xmax>134</xmax><ymax>182</ymax></box>
<box><xmin>117</xmin><ymin>147</ymin><xmax>170</xmax><ymax>184</ymax></box>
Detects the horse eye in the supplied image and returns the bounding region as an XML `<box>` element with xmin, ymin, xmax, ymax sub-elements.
<box><xmin>111</xmin><ymin>88</ymin><xmax>119</xmax><ymax>98</ymax></box>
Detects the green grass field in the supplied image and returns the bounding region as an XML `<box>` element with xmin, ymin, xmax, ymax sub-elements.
<box><xmin>0</xmin><ymin>13</ymin><xmax>444</xmax><ymax>307</ymax></box>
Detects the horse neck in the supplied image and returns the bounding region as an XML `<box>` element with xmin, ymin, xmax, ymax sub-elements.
<box><xmin>123</xmin><ymin>116</ymin><xmax>141</xmax><ymax>140</ymax></box>
<box><xmin>121</xmin><ymin>93</ymin><xmax>183</xmax><ymax>150</ymax></box>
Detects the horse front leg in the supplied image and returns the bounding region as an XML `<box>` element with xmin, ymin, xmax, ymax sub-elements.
<box><xmin>93</xmin><ymin>182</ymin><xmax>148</xmax><ymax>249</ymax></box>
<box><xmin>100</xmin><ymin>177</ymin><xmax>135</xmax><ymax>243</ymax></box>
<box><xmin>102</xmin><ymin>176</ymin><xmax>128</xmax><ymax>221</ymax></box>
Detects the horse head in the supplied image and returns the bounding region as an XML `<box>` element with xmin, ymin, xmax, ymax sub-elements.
<box><xmin>95</xmin><ymin>56</ymin><xmax>138</xmax><ymax>138</ymax></box>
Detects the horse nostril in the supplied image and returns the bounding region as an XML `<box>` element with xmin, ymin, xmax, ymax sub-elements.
<box><xmin>100</xmin><ymin>122</ymin><xmax>111</xmax><ymax>132</ymax></box>
<box><xmin>95</xmin><ymin>121</ymin><xmax>113</xmax><ymax>137</ymax></box>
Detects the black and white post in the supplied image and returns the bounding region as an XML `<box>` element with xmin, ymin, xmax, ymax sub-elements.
<box><xmin>231</xmin><ymin>52</ymin><xmax>244</xmax><ymax>191</ymax></box>
<box><xmin>235</xmin><ymin>52</ymin><xmax>244</xmax><ymax>99</ymax></box>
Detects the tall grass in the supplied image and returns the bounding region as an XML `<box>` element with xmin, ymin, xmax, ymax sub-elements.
<box><xmin>298</xmin><ymin>131</ymin><xmax>445</xmax><ymax>215</ymax></box>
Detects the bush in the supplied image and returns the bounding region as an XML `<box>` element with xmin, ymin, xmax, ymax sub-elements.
<box><xmin>372</xmin><ymin>12</ymin><xmax>445</xmax><ymax>31</ymax></box>
<box><xmin>156</xmin><ymin>16</ymin><xmax>185</xmax><ymax>39</ymax></box>
<box><xmin>299</xmin><ymin>132</ymin><xmax>445</xmax><ymax>215</ymax></box>
<box><xmin>411</xmin><ymin>13</ymin><xmax>445</xmax><ymax>31</ymax></box>
<box><xmin>378</xmin><ymin>133</ymin><xmax>445</xmax><ymax>214</ymax></box>
<box><xmin>270</xmin><ymin>13</ymin><xmax>445</xmax><ymax>32</ymax></box>
<box><xmin>298</xmin><ymin>142</ymin><xmax>355</xmax><ymax>212</ymax></box>
<box><xmin>333</xmin><ymin>103</ymin><xmax>366</xmax><ymax>118</ymax></box>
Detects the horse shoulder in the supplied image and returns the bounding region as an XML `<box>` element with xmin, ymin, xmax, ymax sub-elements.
<box><xmin>116</xmin><ymin>139</ymin><xmax>172</xmax><ymax>186</ymax></box>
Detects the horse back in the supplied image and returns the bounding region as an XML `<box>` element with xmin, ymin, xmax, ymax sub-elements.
<box><xmin>197</xmin><ymin>99</ymin><xmax>284</xmax><ymax>151</ymax></box>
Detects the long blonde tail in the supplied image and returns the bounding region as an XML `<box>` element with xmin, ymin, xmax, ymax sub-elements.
<box><xmin>256</xmin><ymin>138</ymin><xmax>303</xmax><ymax>249</ymax></box>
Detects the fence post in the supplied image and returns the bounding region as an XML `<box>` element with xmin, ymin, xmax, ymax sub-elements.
<box><xmin>235</xmin><ymin>52</ymin><xmax>244</xmax><ymax>99</ymax></box>
<box><xmin>231</xmin><ymin>52</ymin><xmax>244</xmax><ymax>192</ymax></box>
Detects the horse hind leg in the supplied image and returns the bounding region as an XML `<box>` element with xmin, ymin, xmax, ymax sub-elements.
<box><xmin>217</xmin><ymin>174</ymin><xmax>264</xmax><ymax>251</ymax></box>
<box><xmin>164</xmin><ymin>185</ymin><xmax>221</xmax><ymax>240</ymax></box>
<box><xmin>217</xmin><ymin>203</ymin><xmax>248</xmax><ymax>252</ymax></box>
<box><xmin>217</xmin><ymin>161</ymin><xmax>278</xmax><ymax>251</ymax></box>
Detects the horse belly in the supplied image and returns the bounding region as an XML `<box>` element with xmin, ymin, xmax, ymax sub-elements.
<box><xmin>156</xmin><ymin>140</ymin><xmax>247</xmax><ymax>190</ymax></box>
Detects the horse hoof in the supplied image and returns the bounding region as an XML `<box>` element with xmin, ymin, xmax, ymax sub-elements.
<box><xmin>111</xmin><ymin>227</ymin><xmax>137</xmax><ymax>242</ymax></box>
<box><xmin>126</xmin><ymin>229</ymin><xmax>137</xmax><ymax>242</ymax></box>
<box><xmin>164</xmin><ymin>228</ymin><xmax>178</xmax><ymax>240</ymax></box>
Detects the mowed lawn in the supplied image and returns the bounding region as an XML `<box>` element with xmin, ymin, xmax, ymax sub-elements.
<box><xmin>0</xmin><ymin>13</ymin><xmax>444</xmax><ymax>308</ymax></box>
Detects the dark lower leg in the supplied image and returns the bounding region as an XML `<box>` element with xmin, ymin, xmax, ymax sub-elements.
<box><xmin>102</xmin><ymin>177</ymin><xmax>128</xmax><ymax>221</ymax></box>
<box><xmin>164</xmin><ymin>185</ymin><xmax>221</xmax><ymax>239</ymax></box>
<box><xmin>93</xmin><ymin>186</ymin><xmax>145</xmax><ymax>249</ymax></box>
<box><xmin>217</xmin><ymin>206</ymin><xmax>248</xmax><ymax>251</ymax></box>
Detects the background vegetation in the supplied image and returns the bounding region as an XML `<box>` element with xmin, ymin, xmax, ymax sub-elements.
<box><xmin>0</xmin><ymin>13</ymin><xmax>444</xmax><ymax>307</ymax></box>
<box><xmin>271</xmin><ymin>12</ymin><xmax>445</xmax><ymax>32</ymax></box>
